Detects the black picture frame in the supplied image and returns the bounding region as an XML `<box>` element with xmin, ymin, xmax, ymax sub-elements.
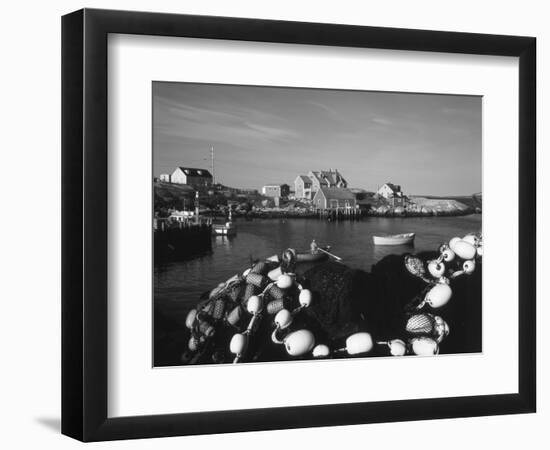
<box><xmin>62</xmin><ymin>8</ymin><xmax>536</xmax><ymax>442</ymax></box>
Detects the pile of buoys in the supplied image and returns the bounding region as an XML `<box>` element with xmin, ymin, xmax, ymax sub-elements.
<box><xmin>183</xmin><ymin>232</ymin><xmax>482</xmax><ymax>363</ymax></box>
<box><xmin>183</xmin><ymin>248</ymin><xmax>378</xmax><ymax>363</ymax></box>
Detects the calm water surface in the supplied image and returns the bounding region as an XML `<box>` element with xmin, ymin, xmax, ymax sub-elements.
<box><xmin>155</xmin><ymin>215</ymin><xmax>481</xmax><ymax>324</ymax></box>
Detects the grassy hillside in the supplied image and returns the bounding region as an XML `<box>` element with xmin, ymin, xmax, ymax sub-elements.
<box><xmin>154</xmin><ymin>181</ymin><xmax>196</xmax><ymax>211</ymax></box>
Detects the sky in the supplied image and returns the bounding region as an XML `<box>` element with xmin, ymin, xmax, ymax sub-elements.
<box><xmin>153</xmin><ymin>82</ymin><xmax>481</xmax><ymax>196</ymax></box>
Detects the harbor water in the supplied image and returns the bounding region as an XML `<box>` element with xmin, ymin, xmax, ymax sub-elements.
<box><xmin>154</xmin><ymin>214</ymin><xmax>482</xmax><ymax>326</ymax></box>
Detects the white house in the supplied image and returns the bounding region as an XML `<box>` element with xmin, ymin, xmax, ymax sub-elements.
<box><xmin>377</xmin><ymin>182</ymin><xmax>403</xmax><ymax>199</ymax></box>
<box><xmin>159</xmin><ymin>173</ymin><xmax>171</xmax><ymax>182</ymax></box>
<box><xmin>171</xmin><ymin>167</ymin><xmax>213</xmax><ymax>187</ymax></box>
<box><xmin>294</xmin><ymin>176</ymin><xmax>313</xmax><ymax>199</ymax></box>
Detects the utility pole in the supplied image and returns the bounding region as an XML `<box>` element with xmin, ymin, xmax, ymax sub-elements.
<box><xmin>195</xmin><ymin>191</ymin><xmax>199</xmax><ymax>224</ymax></box>
<box><xmin>211</xmin><ymin>146</ymin><xmax>215</xmax><ymax>185</ymax></box>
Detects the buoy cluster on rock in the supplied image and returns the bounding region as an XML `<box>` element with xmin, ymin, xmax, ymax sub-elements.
<box><xmin>375</xmin><ymin>232</ymin><xmax>482</xmax><ymax>356</ymax></box>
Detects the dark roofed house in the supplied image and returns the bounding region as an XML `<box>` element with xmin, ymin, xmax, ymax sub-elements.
<box><xmin>377</xmin><ymin>182</ymin><xmax>402</xmax><ymax>199</ymax></box>
<box><xmin>308</xmin><ymin>169</ymin><xmax>348</xmax><ymax>190</ymax></box>
<box><xmin>294</xmin><ymin>169</ymin><xmax>348</xmax><ymax>200</ymax></box>
<box><xmin>313</xmin><ymin>187</ymin><xmax>357</xmax><ymax>210</ymax></box>
<box><xmin>171</xmin><ymin>167</ymin><xmax>213</xmax><ymax>187</ymax></box>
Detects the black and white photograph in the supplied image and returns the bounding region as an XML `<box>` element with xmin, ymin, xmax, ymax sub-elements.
<box><xmin>153</xmin><ymin>82</ymin><xmax>483</xmax><ymax>367</ymax></box>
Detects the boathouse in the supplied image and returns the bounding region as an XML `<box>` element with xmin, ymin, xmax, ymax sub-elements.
<box><xmin>313</xmin><ymin>187</ymin><xmax>357</xmax><ymax>210</ymax></box>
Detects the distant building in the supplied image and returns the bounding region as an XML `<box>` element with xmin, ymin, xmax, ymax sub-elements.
<box><xmin>169</xmin><ymin>210</ymin><xmax>194</xmax><ymax>222</ymax></box>
<box><xmin>377</xmin><ymin>182</ymin><xmax>402</xmax><ymax>199</ymax></box>
<box><xmin>171</xmin><ymin>167</ymin><xmax>213</xmax><ymax>187</ymax></box>
<box><xmin>294</xmin><ymin>169</ymin><xmax>348</xmax><ymax>200</ymax></box>
<box><xmin>262</xmin><ymin>184</ymin><xmax>290</xmax><ymax>198</ymax></box>
<box><xmin>159</xmin><ymin>173</ymin><xmax>171</xmax><ymax>182</ymax></box>
<box><xmin>377</xmin><ymin>182</ymin><xmax>407</xmax><ymax>206</ymax></box>
<box><xmin>313</xmin><ymin>187</ymin><xmax>357</xmax><ymax>210</ymax></box>
<box><xmin>309</xmin><ymin>169</ymin><xmax>347</xmax><ymax>190</ymax></box>
<box><xmin>294</xmin><ymin>175</ymin><xmax>314</xmax><ymax>200</ymax></box>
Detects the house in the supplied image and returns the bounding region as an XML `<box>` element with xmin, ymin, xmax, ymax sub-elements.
<box><xmin>262</xmin><ymin>184</ymin><xmax>290</xmax><ymax>198</ymax></box>
<box><xmin>171</xmin><ymin>167</ymin><xmax>213</xmax><ymax>187</ymax></box>
<box><xmin>313</xmin><ymin>187</ymin><xmax>357</xmax><ymax>210</ymax></box>
<box><xmin>159</xmin><ymin>173</ymin><xmax>171</xmax><ymax>182</ymax></box>
<box><xmin>377</xmin><ymin>182</ymin><xmax>402</xmax><ymax>199</ymax></box>
<box><xmin>294</xmin><ymin>169</ymin><xmax>348</xmax><ymax>200</ymax></box>
<box><xmin>377</xmin><ymin>182</ymin><xmax>407</xmax><ymax>206</ymax></box>
<box><xmin>294</xmin><ymin>175</ymin><xmax>314</xmax><ymax>200</ymax></box>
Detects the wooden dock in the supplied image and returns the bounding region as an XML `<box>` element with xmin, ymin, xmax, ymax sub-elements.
<box><xmin>154</xmin><ymin>219</ymin><xmax>212</xmax><ymax>261</ymax></box>
<box><xmin>316</xmin><ymin>207</ymin><xmax>363</xmax><ymax>221</ymax></box>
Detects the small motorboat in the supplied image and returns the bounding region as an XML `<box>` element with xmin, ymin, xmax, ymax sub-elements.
<box><xmin>212</xmin><ymin>209</ymin><xmax>237</xmax><ymax>237</ymax></box>
<box><xmin>373</xmin><ymin>233</ymin><xmax>415</xmax><ymax>246</ymax></box>
<box><xmin>212</xmin><ymin>221</ymin><xmax>236</xmax><ymax>236</ymax></box>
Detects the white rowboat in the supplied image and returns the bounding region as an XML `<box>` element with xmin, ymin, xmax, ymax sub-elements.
<box><xmin>373</xmin><ymin>233</ymin><xmax>415</xmax><ymax>246</ymax></box>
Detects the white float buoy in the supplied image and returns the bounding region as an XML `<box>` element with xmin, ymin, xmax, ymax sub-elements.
<box><xmin>298</xmin><ymin>289</ymin><xmax>313</xmax><ymax>307</ymax></box>
<box><xmin>441</xmin><ymin>248</ymin><xmax>455</xmax><ymax>262</ymax></box>
<box><xmin>428</xmin><ymin>260</ymin><xmax>445</xmax><ymax>278</ymax></box>
<box><xmin>424</xmin><ymin>283</ymin><xmax>452</xmax><ymax>308</ymax></box>
<box><xmin>345</xmin><ymin>332</ymin><xmax>374</xmax><ymax>355</ymax></box>
<box><xmin>312</xmin><ymin>344</ymin><xmax>330</xmax><ymax>358</ymax></box>
<box><xmin>246</xmin><ymin>295</ymin><xmax>263</xmax><ymax>314</ymax></box>
<box><xmin>451</xmin><ymin>240</ymin><xmax>477</xmax><ymax>260</ymax></box>
<box><xmin>476</xmin><ymin>245</ymin><xmax>483</xmax><ymax>257</ymax></box>
<box><xmin>274</xmin><ymin>309</ymin><xmax>293</xmax><ymax>330</ymax></box>
<box><xmin>284</xmin><ymin>330</ymin><xmax>315</xmax><ymax>356</ymax></box>
<box><xmin>388</xmin><ymin>339</ymin><xmax>407</xmax><ymax>356</ymax></box>
<box><xmin>277</xmin><ymin>274</ymin><xmax>294</xmax><ymax>289</ymax></box>
<box><xmin>411</xmin><ymin>337</ymin><xmax>439</xmax><ymax>356</ymax></box>
<box><xmin>185</xmin><ymin>309</ymin><xmax>197</xmax><ymax>329</ymax></box>
<box><xmin>230</xmin><ymin>333</ymin><xmax>248</xmax><ymax>357</ymax></box>
<box><xmin>463</xmin><ymin>259</ymin><xmax>476</xmax><ymax>274</ymax></box>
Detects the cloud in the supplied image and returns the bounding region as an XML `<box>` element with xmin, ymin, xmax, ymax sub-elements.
<box><xmin>371</xmin><ymin>117</ymin><xmax>393</xmax><ymax>126</ymax></box>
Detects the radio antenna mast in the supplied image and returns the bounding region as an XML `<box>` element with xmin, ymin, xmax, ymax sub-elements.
<box><xmin>211</xmin><ymin>146</ymin><xmax>215</xmax><ymax>184</ymax></box>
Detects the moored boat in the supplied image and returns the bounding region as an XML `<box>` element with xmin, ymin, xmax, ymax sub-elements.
<box><xmin>373</xmin><ymin>233</ymin><xmax>415</xmax><ymax>246</ymax></box>
<box><xmin>212</xmin><ymin>209</ymin><xmax>237</xmax><ymax>236</ymax></box>
<box><xmin>212</xmin><ymin>221</ymin><xmax>236</xmax><ymax>236</ymax></box>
